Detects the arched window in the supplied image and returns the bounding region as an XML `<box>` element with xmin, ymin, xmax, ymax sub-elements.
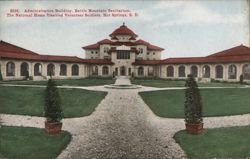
<box><xmin>102</xmin><ymin>66</ymin><xmax>109</xmax><ymax>75</ymax></box>
<box><xmin>228</xmin><ymin>65</ymin><xmax>237</xmax><ymax>79</ymax></box>
<box><xmin>60</xmin><ymin>64</ymin><xmax>67</xmax><ymax>76</ymax></box>
<box><xmin>178</xmin><ymin>65</ymin><xmax>186</xmax><ymax>77</ymax></box>
<box><xmin>72</xmin><ymin>64</ymin><xmax>79</xmax><ymax>76</ymax></box>
<box><xmin>20</xmin><ymin>62</ymin><xmax>29</xmax><ymax>77</ymax></box>
<box><xmin>47</xmin><ymin>63</ymin><xmax>55</xmax><ymax>76</ymax></box>
<box><xmin>242</xmin><ymin>64</ymin><xmax>250</xmax><ymax>80</ymax></box>
<box><xmin>202</xmin><ymin>65</ymin><xmax>210</xmax><ymax>78</ymax></box>
<box><xmin>215</xmin><ymin>65</ymin><xmax>223</xmax><ymax>79</ymax></box>
<box><xmin>6</xmin><ymin>62</ymin><xmax>15</xmax><ymax>76</ymax></box>
<box><xmin>92</xmin><ymin>66</ymin><xmax>98</xmax><ymax>75</ymax></box>
<box><xmin>138</xmin><ymin>67</ymin><xmax>144</xmax><ymax>76</ymax></box>
<box><xmin>34</xmin><ymin>63</ymin><xmax>42</xmax><ymax>76</ymax></box>
<box><xmin>148</xmin><ymin>67</ymin><xmax>154</xmax><ymax>76</ymax></box>
<box><xmin>167</xmin><ymin>66</ymin><xmax>174</xmax><ymax>77</ymax></box>
<box><xmin>190</xmin><ymin>65</ymin><xmax>198</xmax><ymax>77</ymax></box>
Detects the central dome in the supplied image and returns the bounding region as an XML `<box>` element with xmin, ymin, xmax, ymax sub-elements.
<box><xmin>109</xmin><ymin>22</ymin><xmax>138</xmax><ymax>38</ymax></box>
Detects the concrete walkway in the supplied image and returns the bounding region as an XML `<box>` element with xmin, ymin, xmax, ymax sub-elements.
<box><xmin>1</xmin><ymin>77</ymin><xmax>250</xmax><ymax>159</ymax></box>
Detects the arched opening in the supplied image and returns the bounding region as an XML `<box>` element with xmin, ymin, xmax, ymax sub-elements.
<box><xmin>72</xmin><ymin>64</ymin><xmax>79</xmax><ymax>76</ymax></box>
<box><xmin>20</xmin><ymin>62</ymin><xmax>29</xmax><ymax>77</ymax></box>
<box><xmin>228</xmin><ymin>65</ymin><xmax>237</xmax><ymax>79</ymax></box>
<box><xmin>138</xmin><ymin>67</ymin><xmax>144</xmax><ymax>76</ymax></box>
<box><xmin>120</xmin><ymin>66</ymin><xmax>126</xmax><ymax>76</ymax></box>
<box><xmin>6</xmin><ymin>62</ymin><xmax>15</xmax><ymax>76</ymax></box>
<box><xmin>190</xmin><ymin>65</ymin><xmax>198</xmax><ymax>77</ymax></box>
<box><xmin>60</xmin><ymin>64</ymin><xmax>67</xmax><ymax>76</ymax></box>
<box><xmin>167</xmin><ymin>66</ymin><xmax>174</xmax><ymax>77</ymax></box>
<box><xmin>242</xmin><ymin>64</ymin><xmax>250</xmax><ymax>80</ymax></box>
<box><xmin>102</xmin><ymin>66</ymin><xmax>109</xmax><ymax>75</ymax></box>
<box><xmin>178</xmin><ymin>65</ymin><xmax>186</xmax><ymax>77</ymax></box>
<box><xmin>92</xmin><ymin>66</ymin><xmax>98</xmax><ymax>75</ymax></box>
<box><xmin>148</xmin><ymin>67</ymin><xmax>154</xmax><ymax>76</ymax></box>
<box><xmin>202</xmin><ymin>65</ymin><xmax>210</xmax><ymax>78</ymax></box>
<box><xmin>34</xmin><ymin>63</ymin><xmax>42</xmax><ymax>76</ymax></box>
<box><xmin>215</xmin><ymin>65</ymin><xmax>223</xmax><ymax>79</ymax></box>
<box><xmin>47</xmin><ymin>63</ymin><xmax>55</xmax><ymax>76</ymax></box>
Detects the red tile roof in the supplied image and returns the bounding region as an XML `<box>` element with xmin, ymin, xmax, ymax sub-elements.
<box><xmin>81</xmin><ymin>59</ymin><xmax>114</xmax><ymax>65</ymax></box>
<box><xmin>161</xmin><ymin>44</ymin><xmax>250</xmax><ymax>64</ymax></box>
<box><xmin>97</xmin><ymin>39</ymin><xmax>113</xmax><ymax>44</ymax></box>
<box><xmin>82</xmin><ymin>43</ymin><xmax>100</xmax><ymax>49</ymax></box>
<box><xmin>109</xmin><ymin>23</ymin><xmax>138</xmax><ymax>37</ymax></box>
<box><xmin>133</xmin><ymin>60</ymin><xmax>162</xmax><ymax>65</ymax></box>
<box><xmin>207</xmin><ymin>45</ymin><xmax>250</xmax><ymax>57</ymax></box>
<box><xmin>0</xmin><ymin>40</ymin><xmax>38</xmax><ymax>55</ymax></box>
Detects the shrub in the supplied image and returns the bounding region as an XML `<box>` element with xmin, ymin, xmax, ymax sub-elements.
<box><xmin>240</xmin><ymin>74</ymin><xmax>244</xmax><ymax>85</ymax></box>
<box><xmin>184</xmin><ymin>74</ymin><xmax>203</xmax><ymax>123</ymax></box>
<box><xmin>0</xmin><ymin>70</ymin><xmax>3</xmax><ymax>81</ymax></box>
<box><xmin>44</xmin><ymin>79</ymin><xmax>63</xmax><ymax>122</ymax></box>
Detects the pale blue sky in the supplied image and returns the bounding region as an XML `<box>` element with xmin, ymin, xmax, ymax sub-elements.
<box><xmin>0</xmin><ymin>0</ymin><xmax>249</xmax><ymax>59</ymax></box>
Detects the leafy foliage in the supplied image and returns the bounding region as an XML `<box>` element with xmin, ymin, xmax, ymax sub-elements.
<box><xmin>44</xmin><ymin>79</ymin><xmax>63</xmax><ymax>122</ymax></box>
<box><xmin>0</xmin><ymin>70</ymin><xmax>3</xmax><ymax>81</ymax></box>
<box><xmin>240</xmin><ymin>74</ymin><xmax>244</xmax><ymax>84</ymax></box>
<box><xmin>184</xmin><ymin>74</ymin><xmax>203</xmax><ymax>123</ymax></box>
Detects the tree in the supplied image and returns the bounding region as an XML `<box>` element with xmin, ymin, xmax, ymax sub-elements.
<box><xmin>0</xmin><ymin>70</ymin><xmax>3</xmax><ymax>81</ymax></box>
<box><xmin>240</xmin><ymin>74</ymin><xmax>244</xmax><ymax>85</ymax></box>
<box><xmin>184</xmin><ymin>74</ymin><xmax>203</xmax><ymax>124</ymax></box>
<box><xmin>44</xmin><ymin>79</ymin><xmax>63</xmax><ymax>122</ymax></box>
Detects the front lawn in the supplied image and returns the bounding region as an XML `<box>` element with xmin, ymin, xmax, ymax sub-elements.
<box><xmin>0</xmin><ymin>86</ymin><xmax>107</xmax><ymax>117</ymax></box>
<box><xmin>132</xmin><ymin>79</ymin><xmax>242</xmax><ymax>87</ymax></box>
<box><xmin>0</xmin><ymin>126</ymin><xmax>71</xmax><ymax>159</ymax></box>
<box><xmin>174</xmin><ymin>126</ymin><xmax>250</xmax><ymax>159</ymax></box>
<box><xmin>139</xmin><ymin>88</ymin><xmax>250</xmax><ymax>118</ymax></box>
<box><xmin>0</xmin><ymin>78</ymin><xmax>115</xmax><ymax>86</ymax></box>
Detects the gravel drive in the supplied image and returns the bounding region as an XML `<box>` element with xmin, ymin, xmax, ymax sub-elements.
<box><xmin>1</xmin><ymin>77</ymin><xmax>249</xmax><ymax>159</ymax></box>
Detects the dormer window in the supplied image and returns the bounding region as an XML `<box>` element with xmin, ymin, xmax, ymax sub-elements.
<box><xmin>138</xmin><ymin>48</ymin><xmax>143</xmax><ymax>54</ymax></box>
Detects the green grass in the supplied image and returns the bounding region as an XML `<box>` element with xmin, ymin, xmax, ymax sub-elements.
<box><xmin>132</xmin><ymin>79</ymin><xmax>242</xmax><ymax>87</ymax></box>
<box><xmin>174</xmin><ymin>126</ymin><xmax>250</xmax><ymax>159</ymax></box>
<box><xmin>139</xmin><ymin>88</ymin><xmax>250</xmax><ymax>118</ymax></box>
<box><xmin>0</xmin><ymin>126</ymin><xmax>71</xmax><ymax>159</ymax></box>
<box><xmin>0</xmin><ymin>78</ymin><xmax>115</xmax><ymax>86</ymax></box>
<box><xmin>0</xmin><ymin>86</ymin><xmax>107</xmax><ymax>117</ymax></box>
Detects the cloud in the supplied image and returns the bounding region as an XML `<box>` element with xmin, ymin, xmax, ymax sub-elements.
<box><xmin>151</xmin><ymin>1</ymin><xmax>247</xmax><ymax>28</ymax></box>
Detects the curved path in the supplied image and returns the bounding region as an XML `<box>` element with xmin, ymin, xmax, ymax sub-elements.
<box><xmin>1</xmin><ymin>77</ymin><xmax>250</xmax><ymax>159</ymax></box>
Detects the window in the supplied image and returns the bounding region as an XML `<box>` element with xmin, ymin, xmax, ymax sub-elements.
<box><xmin>178</xmin><ymin>66</ymin><xmax>186</xmax><ymax>77</ymax></box>
<box><xmin>190</xmin><ymin>65</ymin><xmax>198</xmax><ymax>77</ymax></box>
<box><xmin>202</xmin><ymin>65</ymin><xmax>210</xmax><ymax>78</ymax></box>
<box><xmin>34</xmin><ymin>63</ymin><xmax>42</xmax><ymax>76</ymax></box>
<box><xmin>228</xmin><ymin>65</ymin><xmax>237</xmax><ymax>79</ymax></box>
<box><xmin>138</xmin><ymin>67</ymin><xmax>144</xmax><ymax>76</ymax></box>
<box><xmin>242</xmin><ymin>64</ymin><xmax>250</xmax><ymax>80</ymax></box>
<box><xmin>167</xmin><ymin>66</ymin><xmax>174</xmax><ymax>77</ymax></box>
<box><xmin>215</xmin><ymin>65</ymin><xmax>223</xmax><ymax>79</ymax></box>
<box><xmin>20</xmin><ymin>62</ymin><xmax>29</xmax><ymax>76</ymax></box>
<box><xmin>153</xmin><ymin>52</ymin><xmax>155</xmax><ymax>55</ymax></box>
<box><xmin>47</xmin><ymin>63</ymin><xmax>55</xmax><ymax>76</ymax></box>
<box><xmin>138</xmin><ymin>48</ymin><xmax>143</xmax><ymax>54</ymax></box>
<box><xmin>95</xmin><ymin>51</ymin><xmax>98</xmax><ymax>54</ymax></box>
<box><xmin>6</xmin><ymin>62</ymin><xmax>15</xmax><ymax>76</ymax></box>
<box><xmin>92</xmin><ymin>66</ymin><xmax>98</xmax><ymax>75</ymax></box>
<box><xmin>117</xmin><ymin>50</ymin><xmax>130</xmax><ymax>59</ymax></box>
<box><xmin>72</xmin><ymin>64</ymin><xmax>79</xmax><ymax>76</ymax></box>
<box><xmin>102</xmin><ymin>66</ymin><xmax>109</xmax><ymax>75</ymax></box>
<box><xmin>147</xmin><ymin>52</ymin><xmax>150</xmax><ymax>55</ymax></box>
<box><xmin>60</xmin><ymin>64</ymin><xmax>67</xmax><ymax>76</ymax></box>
